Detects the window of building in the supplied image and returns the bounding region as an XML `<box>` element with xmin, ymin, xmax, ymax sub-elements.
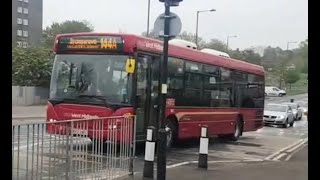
<box><xmin>17</xmin><ymin>18</ymin><xmax>23</xmax><ymax>24</ymax></box>
<box><xmin>23</xmin><ymin>19</ymin><xmax>28</xmax><ymax>25</ymax></box>
<box><xmin>24</xmin><ymin>0</ymin><xmax>29</xmax><ymax>3</ymax></box>
<box><xmin>23</xmin><ymin>30</ymin><xmax>28</xmax><ymax>37</ymax></box>
<box><xmin>23</xmin><ymin>8</ymin><xmax>28</xmax><ymax>14</ymax></box>
<box><xmin>17</xmin><ymin>7</ymin><xmax>23</xmax><ymax>13</ymax></box>
<box><xmin>22</xmin><ymin>42</ymin><xmax>28</xmax><ymax>48</ymax></box>
<box><xmin>17</xmin><ymin>30</ymin><xmax>22</xmax><ymax>36</ymax></box>
<box><xmin>17</xmin><ymin>41</ymin><xmax>22</xmax><ymax>47</ymax></box>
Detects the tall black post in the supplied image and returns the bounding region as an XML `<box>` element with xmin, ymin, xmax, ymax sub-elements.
<box><xmin>157</xmin><ymin>1</ymin><xmax>171</xmax><ymax>180</ymax></box>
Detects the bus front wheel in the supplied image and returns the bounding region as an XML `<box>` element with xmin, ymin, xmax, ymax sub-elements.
<box><xmin>165</xmin><ymin>120</ymin><xmax>177</xmax><ymax>151</ymax></box>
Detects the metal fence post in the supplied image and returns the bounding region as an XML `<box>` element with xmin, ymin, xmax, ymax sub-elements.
<box><xmin>143</xmin><ymin>126</ymin><xmax>156</xmax><ymax>178</ymax></box>
<box><xmin>65</xmin><ymin>121</ymin><xmax>73</xmax><ymax>180</ymax></box>
<box><xmin>198</xmin><ymin>126</ymin><xmax>208</xmax><ymax>169</ymax></box>
<box><xmin>129</xmin><ymin>116</ymin><xmax>137</xmax><ymax>175</ymax></box>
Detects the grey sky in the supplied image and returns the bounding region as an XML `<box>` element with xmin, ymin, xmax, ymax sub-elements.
<box><xmin>43</xmin><ymin>0</ymin><xmax>308</xmax><ymax>50</ymax></box>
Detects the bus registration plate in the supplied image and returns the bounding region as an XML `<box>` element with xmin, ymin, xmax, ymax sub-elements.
<box><xmin>72</xmin><ymin>129</ymin><xmax>88</xmax><ymax>136</ymax></box>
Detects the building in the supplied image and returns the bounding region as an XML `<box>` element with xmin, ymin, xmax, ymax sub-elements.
<box><xmin>12</xmin><ymin>0</ymin><xmax>43</xmax><ymax>48</ymax></box>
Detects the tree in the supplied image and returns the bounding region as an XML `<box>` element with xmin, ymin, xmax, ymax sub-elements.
<box><xmin>229</xmin><ymin>48</ymin><xmax>262</xmax><ymax>65</ymax></box>
<box><xmin>42</xmin><ymin>20</ymin><xmax>94</xmax><ymax>48</ymax></box>
<box><xmin>12</xmin><ymin>47</ymin><xmax>53</xmax><ymax>87</ymax></box>
<box><xmin>274</xmin><ymin>57</ymin><xmax>290</xmax><ymax>89</ymax></box>
<box><xmin>285</xmin><ymin>70</ymin><xmax>300</xmax><ymax>89</ymax></box>
<box><xmin>176</xmin><ymin>31</ymin><xmax>206</xmax><ymax>49</ymax></box>
<box><xmin>141</xmin><ymin>29</ymin><xmax>162</xmax><ymax>40</ymax></box>
<box><xmin>299</xmin><ymin>38</ymin><xmax>308</xmax><ymax>73</ymax></box>
<box><xmin>204</xmin><ymin>38</ymin><xmax>228</xmax><ymax>52</ymax></box>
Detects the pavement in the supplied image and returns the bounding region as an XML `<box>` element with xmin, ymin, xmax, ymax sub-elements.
<box><xmin>121</xmin><ymin>144</ymin><xmax>308</xmax><ymax>180</ymax></box>
<box><xmin>12</xmin><ymin>105</ymin><xmax>46</xmax><ymax>119</ymax></box>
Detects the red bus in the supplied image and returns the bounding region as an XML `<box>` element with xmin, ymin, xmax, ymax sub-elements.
<box><xmin>46</xmin><ymin>32</ymin><xmax>265</xmax><ymax>148</ymax></box>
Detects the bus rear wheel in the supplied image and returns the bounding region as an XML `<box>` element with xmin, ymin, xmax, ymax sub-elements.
<box><xmin>226</xmin><ymin>119</ymin><xmax>242</xmax><ymax>141</ymax></box>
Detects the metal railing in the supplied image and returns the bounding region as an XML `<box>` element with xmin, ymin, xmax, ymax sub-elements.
<box><xmin>12</xmin><ymin>115</ymin><xmax>136</xmax><ymax>180</ymax></box>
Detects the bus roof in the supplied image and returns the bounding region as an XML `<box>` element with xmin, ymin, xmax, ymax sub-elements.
<box><xmin>55</xmin><ymin>32</ymin><xmax>265</xmax><ymax>76</ymax></box>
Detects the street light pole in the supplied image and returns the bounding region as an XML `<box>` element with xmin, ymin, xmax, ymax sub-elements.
<box><xmin>195</xmin><ymin>9</ymin><xmax>216</xmax><ymax>48</ymax></box>
<box><xmin>146</xmin><ymin>0</ymin><xmax>151</xmax><ymax>36</ymax></box>
<box><xmin>195</xmin><ymin>11</ymin><xmax>200</xmax><ymax>47</ymax></box>
<box><xmin>226</xmin><ymin>35</ymin><xmax>237</xmax><ymax>52</ymax></box>
<box><xmin>287</xmin><ymin>41</ymin><xmax>297</xmax><ymax>50</ymax></box>
<box><xmin>157</xmin><ymin>0</ymin><xmax>182</xmax><ymax>180</ymax></box>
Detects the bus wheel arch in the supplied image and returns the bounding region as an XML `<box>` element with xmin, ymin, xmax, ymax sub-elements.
<box><xmin>165</xmin><ymin>115</ymin><xmax>179</xmax><ymax>150</ymax></box>
<box><xmin>225</xmin><ymin>115</ymin><xmax>243</xmax><ymax>141</ymax></box>
<box><xmin>237</xmin><ymin>114</ymin><xmax>244</xmax><ymax>136</ymax></box>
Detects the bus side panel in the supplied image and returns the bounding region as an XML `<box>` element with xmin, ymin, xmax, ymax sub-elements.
<box><xmin>239</xmin><ymin>108</ymin><xmax>263</xmax><ymax>132</ymax></box>
<box><xmin>171</xmin><ymin>108</ymin><xmax>239</xmax><ymax>139</ymax></box>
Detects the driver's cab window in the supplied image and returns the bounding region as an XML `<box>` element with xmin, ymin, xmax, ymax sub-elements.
<box><xmin>273</xmin><ymin>88</ymin><xmax>279</xmax><ymax>91</ymax></box>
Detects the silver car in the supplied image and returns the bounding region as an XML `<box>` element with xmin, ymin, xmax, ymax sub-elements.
<box><xmin>281</xmin><ymin>102</ymin><xmax>303</xmax><ymax>121</ymax></box>
<box><xmin>263</xmin><ymin>103</ymin><xmax>295</xmax><ymax>128</ymax></box>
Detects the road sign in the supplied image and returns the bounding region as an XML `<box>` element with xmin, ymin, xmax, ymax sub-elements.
<box><xmin>153</xmin><ymin>12</ymin><xmax>182</xmax><ymax>37</ymax></box>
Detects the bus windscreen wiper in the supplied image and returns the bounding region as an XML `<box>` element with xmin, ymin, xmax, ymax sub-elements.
<box><xmin>77</xmin><ymin>95</ymin><xmax>110</xmax><ymax>107</ymax></box>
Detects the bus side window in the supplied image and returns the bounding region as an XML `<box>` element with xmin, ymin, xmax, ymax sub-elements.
<box><xmin>136</xmin><ymin>56</ymin><xmax>148</xmax><ymax>106</ymax></box>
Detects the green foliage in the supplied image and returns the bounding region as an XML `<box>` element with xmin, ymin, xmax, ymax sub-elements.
<box><xmin>141</xmin><ymin>29</ymin><xmax>162</xmax><ymax>40</ymax></box>
<box><xmin>229</xmin><ymin>48</ymin><xmax>261</xmax><ymax>65</ymax></box>
<box><xmin>203</xmin><ymin>38</ymin><xmax>227</xmax><ymax>52</ymax></box>
<box><xmin>286</xmin><ymin>70</ymin><xmax>300</xmax><ymax>84</ymax></box>
<box><xmin>42</xmin><ymin>20</ymin><xmax>94</xmax><ymax>48</ymax></box>
<box><xmin>12</xmin><ymin>47</ymin><xmax>54</xmax><ymax>87</ymax></box>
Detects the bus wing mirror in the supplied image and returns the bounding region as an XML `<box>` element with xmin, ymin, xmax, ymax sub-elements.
<box><xmin>125</xmin><ymin>58</ymin><xmax>136</xmax><ymax>74</ymax></box>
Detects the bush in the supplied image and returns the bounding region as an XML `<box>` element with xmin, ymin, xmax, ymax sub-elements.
<box><xmin>12</xmin><ymin>47</ymin><xmax>53</xmax><ymax>87</ymax></box>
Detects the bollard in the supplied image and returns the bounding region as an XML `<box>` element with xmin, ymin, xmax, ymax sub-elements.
<box><xmin>198</xmin><ymin>126</ymin><xmax>209</xmax><ymax>169</ymax></box>
<box><xmin>290</xmin><ymin>99</ymin><xmax>294</xmax><ymax>103</ymax></box>
<box><xmin>143</xmin><ymin>126</ymin><xmax>156</xmax><ymax>178</ymax></box>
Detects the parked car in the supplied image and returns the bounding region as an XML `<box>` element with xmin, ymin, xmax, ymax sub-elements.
<box><xmin>263</xmin><ymin>103</ymin><xmax>295</xmax><ymax>128</ymax></box>
<box><xmin>281</xmin><ymin>102</ymin><xmax>303</xmax><ymax>120</ymax></box>
<box><xmin>301</xmin><ymin>107</ymin><xmax>308</xmax><ymax>120</ymax></box>
<box><xmin>265</xmin><ymin>86</ymin><xmax>286</xmax><ymax>97</ymax></box>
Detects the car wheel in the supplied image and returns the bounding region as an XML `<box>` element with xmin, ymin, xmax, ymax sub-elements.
<box><xmin>282</xmin><ymin>119</ymin><xmax>288</xmax><ymax>128</ymax></box>
<box><xmin>278</xmin><ymin>93</ymin><xmax>283</xmax><ymax>97</ymax></box>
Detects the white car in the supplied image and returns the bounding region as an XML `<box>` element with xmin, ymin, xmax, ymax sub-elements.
<box><xmin>281</xmin><ymin>102</ymin><xmax>303</xmax><ymax>121</ymax></box>
<box><xmin>265</xmin><ymin>86</ymin><xmax>286</xmax><ymax>97</ymax></box>
<box><xmin>263</xmin><ymin>103</ymin><xmax>295</xmax><ymax>128</ymax></box>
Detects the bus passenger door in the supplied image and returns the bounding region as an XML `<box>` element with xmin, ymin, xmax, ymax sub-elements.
<box><xmin>135</xmin><ymin>54</ymin><xmax>160</xmax><ymax>140</ymax></box>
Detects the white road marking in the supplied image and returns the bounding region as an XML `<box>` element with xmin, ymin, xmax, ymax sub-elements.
<box><xmin>167</xmin><ymin>162</ymin><xmax>190</xmax><ymax>169</ymax></box>
<box><xmin>264</xmin><ymin>139</ymin><xmax>304</xmax><ymax>160</ymax></box>
<box><xmin>285</xmin><ymin>144</ymin><xmax>307</xmax><ymax>161</ymax></box>
<box><xmin>13</xmin><ymin>142</ymin><xmax>40</xmax><ymax>151</ymax></box>
<box><xmin>273</xmin><ymin>153</ymin><xmax>287</xmax><ymax>161</ymax></box>
<box><xmin>286</xmin><ymin>138</ymin><xmax>308</xmax><ymax>153</ymax></box>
